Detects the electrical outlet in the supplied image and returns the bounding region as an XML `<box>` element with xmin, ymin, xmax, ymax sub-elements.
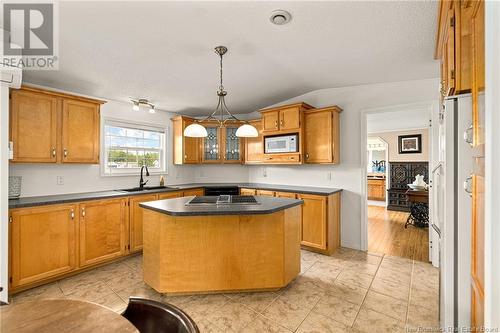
<box><xmin>262</xmin><ymin>167</ymin><xmax>267</xmax><ymax>177</ymax></box>
<box><xmin>56</xmin><ymin>176</ymin><xmax>64</xmax><ymax>185</ymax></box>
<box><xmin>327</xmin><ymin>172</ymin><xmax>332</xmax><ymax>181</ymax></box>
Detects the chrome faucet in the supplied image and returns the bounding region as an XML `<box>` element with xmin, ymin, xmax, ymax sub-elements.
<box><xmin>139</xmin><ymin>165</ymin><xmax>150</xmax><ymax>189</ymax></box>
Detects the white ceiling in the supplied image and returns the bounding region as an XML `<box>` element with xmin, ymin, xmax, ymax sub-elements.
<box><xmin>11</xmin><ymin>1</ymin><xmax>439</xmax><ymax>115</ymax></box>
<box><xmin>367</xmin><ymin>108</ymin><xmax>430</xmax><ymax>133</ymax></box>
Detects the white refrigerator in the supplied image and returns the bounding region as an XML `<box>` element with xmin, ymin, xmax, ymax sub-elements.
<box><xmin>431</xmin><ymin>94</ymin><xmax>474</xmax><ymax>329</ymax></box>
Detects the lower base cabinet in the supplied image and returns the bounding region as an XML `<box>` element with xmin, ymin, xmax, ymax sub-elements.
<box><xmin>79</xmin><ymin>198</ymin><xmax>127</xmax><ymax>267</ymax></box>
<box><xmin>129</xmin><ymin>194</ymin><xmax>158</xmax><ymax>253</ymax></box>
<box><xmin>10</xmin><ymin>204</ymin><xmax>77</xmax><ymax>288</ymax></box>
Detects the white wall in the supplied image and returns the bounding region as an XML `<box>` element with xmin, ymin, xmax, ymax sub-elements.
<box><xmin>248</xmin><ymin>78</ymin><xmax>439</xmax><ymax>249</ymax></box>
<box><xmin>10</xmin><ymin>96</ymin><xmax>196</xmax><ymax>197</ymax></box>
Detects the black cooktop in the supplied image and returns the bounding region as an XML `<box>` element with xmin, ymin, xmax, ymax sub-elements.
<box><xmin>186</xmin><ymin>195</ymin><xmax>258</xmax><ymax>205</ymax></box>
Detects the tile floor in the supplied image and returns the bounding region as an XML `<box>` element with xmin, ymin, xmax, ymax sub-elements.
<box><xmin>9</xmin><ymin>248</ymin><xmax>440</xmax><ymax>333</ymax></box>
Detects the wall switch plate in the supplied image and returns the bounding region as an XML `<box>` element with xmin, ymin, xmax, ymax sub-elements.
<box><xmin>56</xmin><ymin>176</ymin><xmax>64</xmax><ymax>185</ymax></box>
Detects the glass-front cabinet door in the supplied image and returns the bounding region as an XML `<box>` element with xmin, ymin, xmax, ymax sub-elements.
<box><xmin>202</xmin><ymin>126</ymin><xmax>221</xmax><ymax>163</ymax></box>
<box><xmin>223</xmin><ymin>126</ymin><xmax>241</xmax><ymax>163</ymax></box>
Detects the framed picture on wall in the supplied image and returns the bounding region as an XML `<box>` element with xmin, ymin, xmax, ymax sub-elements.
<box><xmin>398</xmin><ymin>134</ymin><xmax>422</xmax><ymax>154</ymax></box>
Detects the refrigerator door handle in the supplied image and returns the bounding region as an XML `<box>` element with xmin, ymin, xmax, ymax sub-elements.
<box><xmin>463</xmin><ymin>124</ymin><xmax>474</xmax><ymax>146</ymax></box>
<box><xmin>463</xmin><ymin>175</ymin><xmax>473</xmax><ymax>197</ymax></box>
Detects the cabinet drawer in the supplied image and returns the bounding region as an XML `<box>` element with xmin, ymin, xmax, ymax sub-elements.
<box><xmin>262</xmin><ymin>153</ymin><xmax>301</xmax><ymax>164</ymax></box>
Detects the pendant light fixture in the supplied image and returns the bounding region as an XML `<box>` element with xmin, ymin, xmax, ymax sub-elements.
<box><xmin>184</xmin><ymin>46</ymin><xmax>258</xmax><ymax>138</ymax></box>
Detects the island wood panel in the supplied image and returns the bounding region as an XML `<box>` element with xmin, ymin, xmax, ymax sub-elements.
<box><xmin>142</xmin><ymin>209</ymin><xmax>301</xmax><ymax>293</ymax></box>
<box><xmin>157</xmin><ymin>191</ymin><xmax>183</xmax><ymax>200</ymax></box>
<box><xmin>182</xmin><ymin>188</ymin><xmax>204</xmax><ymax>197</ymax></box>
<box><xmin>79</xmin><ymin>198</ymin><xmax>127</xmax><ymax>267</ymax></box>
<box><xmin>275</xmin><ymin>191</ymin><xmax>296</xmax><ymax>199</ymax></box>
<box><xmin>10</xmin><ymin>204</ymin><xmax>77</xmax><ymax>288</ymax></box>
<box><xmin>240</xmin><ymin>188</ymin><xmax>257</xmax><ymax>195</ymax></box>
<box><xmin>256</xmin><ymin>190</ymin><xmax>275</xmax><ymax>197</ymax></box>
<box><xmin>129</xmin><ymin>194</ymin><xmax>158</xmax><ymax>253</ymax></box>
<box><xmin>9</xmin><ymin>89</ymin><xmax>59</xmax><ymax>163</ymax></box>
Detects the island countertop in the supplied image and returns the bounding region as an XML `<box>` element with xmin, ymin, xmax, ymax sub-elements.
<box><xmin>139</xmin><ymin>195</ymin><xmax>304</xmax><ymax>216</ymax></box>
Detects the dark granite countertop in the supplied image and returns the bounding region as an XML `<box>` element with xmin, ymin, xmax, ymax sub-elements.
<box><xmin>8</xmin><ymin>183</ymin><xmax>342</xmax><ymax>209</ymax></box>
<box><xmin>139</xmin><ymin>195</ymin><xmax>304</xmax><ymax>216</ymax></box>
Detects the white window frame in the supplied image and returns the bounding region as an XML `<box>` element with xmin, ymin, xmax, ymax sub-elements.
<box><xmin>101</xmin><ymin>117</ymin><xmax>168</xmax><ymax>177</ymax></box>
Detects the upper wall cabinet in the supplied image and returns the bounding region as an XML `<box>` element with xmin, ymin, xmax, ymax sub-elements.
<box><xmin>304</xmin><ymin>106</ymin><xmax>342</xmax><ymax>164</ymax></box>
<box><xmin>172</xmin><ymin>116</ymin><xmax>201</xmax><ymax>164</ymax></box>
<box><xmin>261</xmin><ymin>102</ymin><xmax>313</xmax><ymax>134</ymax></box>
<box><xmin>244</xmin><ymin>119</ymin><xmax>263</xmax><ymax>164</ymax></box>
<box><xmin>9</xmin><ymin>86</ymin><xmax>105</xmax><ymax>164</ymax></box>
<box><xmin>435</xmin><ymin>0</ymin><xmax>474</xmax><ymax>98</ymax></box>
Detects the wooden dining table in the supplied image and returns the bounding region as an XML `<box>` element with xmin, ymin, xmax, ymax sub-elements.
<box><xmin>0</xmin><ymin>299</ymin><xmax>138</xmax><ymax>333</ymax></box>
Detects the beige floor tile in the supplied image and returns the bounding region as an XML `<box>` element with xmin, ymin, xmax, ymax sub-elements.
<box><xmin>336</xmin><ymin>269</ymin><xmax>374</xmax><ymax>289</ymax></box>
<box><xmin>344</xmin><ymin>261</ymin><xmax>379</xmax><ymax>275</ymax></box>
<box><xmin>13</xmin><ymin>282</ymin><xmax>65</xmax><ymax>304</ymax></box>
<box><xmin>407</xmin><ymin>302</ymin><xmax>439</xmax><ymax>331</ymax></box>
<box><xmin>371</xmin><ymin>270</ymin><xmax>411</xmax><ymax>301</ymax></box>
<box><xmin>241</xmin><ymin>314</ymin><xmax>292</xmax><ymax>333</ymax></box>
<box><xmin>311</xmin><ymin>292</ymin><xmax>360</xmax><ymax>326</ymax></box>
<box><xmin>331</xmin><ymin>247</ymin><xmax>358</xmax><ymax>260</ymax></box>
<box><xmin>161</xmin><ymin>294</ymin><xmax>194</xmax><ymax>307</ymax></box>
<box><xmin>64</xmin><ymin>280</ymin><xmax>115</xmax><ymax>302</ymax></box>
<box><xmin>379</xmin><ymin>256</ymin><xmax>413</xmax><ymax>276</ymax></box>
<box><xmin>262</xmin><ymin>298</ymin><xmax>313</xmax><ymax>331</ymax></box>
<box><xmin>122</xmin><ymin>254</ymin><xmax>143</xmax><ymax>271</ymax></box>
<box><xmin>353</xmin><ymin>307</ymin><xmax>405</xmax><ymax>333</ymax></box>
<box><xmin>105</xmin><ymin>270</ymin><xmax>143</xmax><ymax>292</ymax></box>
<box><xmin>351</xmin><ymin>252</ymin><xmax>383</xmax><ymax>266</ymax></box>
<box><xmin>376</xmin><ymin>267</ymin><xmax>412</xmax><ymax>284</ymax></box>
<box><xmin>301</xmin><ymin>261</ymin><xmax>342</xmax><ymax>289</ymax></box>
<box><xmin>195</xmin><ymin>319</ymin><xmax>225</xmax><ymax>333</ymax></box>
<box><xmin>301</xmin><ymin>250</ymin><xmax>322</xmax><ymax>263</ymax></box>
<box><xmin>91</xmin><ymin>292</ymin><xmax>128</xmax><ymax>313</ymax></box>
<box><xmin>327</xmin><ymin>280</ymin><xmax>368</xmax><ymax>305</ymax></box>
<box><xmin>115</xmin><ymin>281</ymin><xmax>163</xmax><ymax>303</ymax></box>
<box><xmin>410</xmin><ymin>285</ymin><xmax>439</xmax><ymax>311</ymax></box>
<box><xmin>316</xmin><ymin>255</ymin><xmax>349</xmax><ymax>269</ymax></box>
<box><xmin>180</xmin><ymin>294</ymin><xmax>230</xmax><ymax>319</ymax></box>
<box><xmin>297</xmin><ymin>311</ymin><xmax>352</xmax><ymax>333</ymax></box>
<box><xmin>277</xmin><ymin>276</ymin><xmax>324</xmax><ymax>307</ymax></box>
<box><xmin>362</xmin><ymin>290</ymin><xmax>407</xmax><ymax>322</ymax></box>
<box><xmin>301</xmin><ymin>259</ymin><xmax>316</xmax><ymax>274</ymax></box>
<box><xmin>58</xmin><ymin>271</ymin><xmax>103</xmax><ymax>295</ymax></box>
<box><xmin>205</xmin><ymin>300</ymin><xmax>258</xmax><ymax>333</ymax></box>
<box><xmin>229</xmin><ymin>291</ymin><xmax>279</xmax><ymax>313</ymax></box>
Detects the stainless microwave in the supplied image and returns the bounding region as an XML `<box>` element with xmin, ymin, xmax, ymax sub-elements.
<box><xmin>264</xmin><ymin>134</ymin><xmax>298</xmax><ymax>154</ymax></box>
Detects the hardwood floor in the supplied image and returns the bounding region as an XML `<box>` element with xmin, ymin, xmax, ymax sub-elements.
<box><xmin>368</xmin><ymin>205</ymin><xmax>429</xmax><ymax>262</ymax></box>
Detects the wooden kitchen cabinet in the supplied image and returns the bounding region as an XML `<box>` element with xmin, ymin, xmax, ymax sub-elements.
<box><xmin>244</xmin><ymin>119</ymin><xmax>263</xmax><ymax>164</ymax></box>
<box><xmin>201</xmin><ymin>122</ymin><xmax>243</xmax><ymax>164</ymax></box>
<box><xmin>256</xmin><ymin>190</ymin><xmax>275</xmax><ymax>197</ymax></box>
<box><xmin>367</xmin><ymin>178</ymin><xmax>386</xmax><ymax>201</ymax></box>
<box><xmin>172</xmin><ymin>116</ymin><xmax>201</xmax><ymax>164</ymax></box>
<box><xmin>9</xmin><ymin>204</ymin><xmax>77</xmax><ymax>288</ymax></box>
<box><xmin>61</xmin><ymin>99</ymin><xmax>100</xmax><ymax>163</ymax></box>
<box><xmin>275</xmin><ymin>191</ymin><xmax>296</xmax><ymax>199</ymax></box>
<box><xmin>240</xmin><ymin>188</ymin><xmax>257</xmax><ymax>195</ymax></box>
<box><xmin>183</xmin><ymin>188</ymin><xmax>204</xmax><ymax>197</ymax></box>
<box><xmin>298</xmin><ymin>192</ymin><xmax>340</xmax><ymax>254</ymax></box>
<box><xmin>78</xmin><ymin>198</ymin><xmax>127</xmax><ymax>267</ymax></box>
<box><xmin>260</xmin><ymin>102</ymin><xmax>313</xmax><ymax>134</ymax></box>
<box><xmin>9</xmin><ymin>86</ymin><xmax>104</xmax><ymax>164</ymax></box>
<box><xmin>129</xmin><ymin>194</ymin><xmax>157</xmax><ymax>253</ymax></box>
<box><xmin>304</xmin><ymin>107</ymin><xmax>342</xmax><ymax>164</ymax></box>
<box><xmin>158</xmin><ymin>191</ymin><xmax>183</xmax><ymax>200</ymax></box>
<box><xmin>9</xmin><ymin>89</ymin><xmax>58</xmax><ymax>163</ymax></box>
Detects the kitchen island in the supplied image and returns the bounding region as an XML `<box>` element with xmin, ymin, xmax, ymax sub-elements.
<box><xmin>140</xmin><ymin>195</ymin><xmax>303</xmax><ymax>294</ymax></box>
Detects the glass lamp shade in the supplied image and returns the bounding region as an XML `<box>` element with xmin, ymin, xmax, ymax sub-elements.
<box><xmin>132</xmin><ymin>104</ymin><xmax>140</xmax><ymax>111</ymax></box>
<box><xmin>184</xmin><ymin>123</ymin><xmax>208</xmax><ymax>137</ymax></box>
<box><xmin>235</xmin><ymin>124</ymin><xmax>258</xmax><ymax>137</ymax></box>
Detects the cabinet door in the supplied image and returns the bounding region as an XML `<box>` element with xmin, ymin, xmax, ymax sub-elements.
<box><xmin>275</xmin><ymin>191</ymin><xmax>296</xmax><ymax>199</ymax></box>
<box><xmin>129</xmin><ymin>194</ymin><xmax>157</xmax><ymax>253</ymax></box>
<box><xmin>262</xmin><ymin>111</ymin><xmax>279</xmax><ymax>132</ymax></box>
<box><xmin>62</xmin><ymin>99</ymin><xmax>100</xmax><ymax>163</ymax></box>
<box><xmin>244</xmin><ymin>120</ymin><xmax>263</xmax><ymax>164</ymax></box>
<box><xmin>299</xmin><ymin>194</ymin><xmax>327</xmax><ymax>250</ymax></box>
<box><xmin>184</xmin><ymin>119</ymin><xmax>201</xmax><ymax>164</ymax></box>
<box><xmin>443</xmin><ymin>8</ymin><xmax>456</xmax><ymax>97</ymax></box>
<box><xmin>223</xmin><ymin>126</ymin><xmax>242</xmax><ymax>163</ymax></box>
<box><xmin>202</xmin><ymin>126</ymin><xmax>221</xmax><ymax>163</ymax></box>
<box><xmin>256</xmin><ymin>190</ymin><xmax>275</xmax><ymax>197</ymax></box>
<box><xmin>10</xmin><ymin>90</ymin><xmax>58</xmax><ymax>163</ymax></box>
<box><xmin>158</xmin><ymin>191</ymin><xmax>183</xmax><ymax>200</ymax></box>
<box><xmin>240</xmin><ymin>188</ymin><xmax>257</xmax><ymax>195</ymax></box>
<box><xmin>183</xmin><ymin>188</ymin><xmax>204</xmax><ymax>197</ymax></box>
<box><xmin>10</xmin><ymin>204</ymin><xmax>77</xmax><ymax>287</ymax></box>
<box><xmin>279</xmin><ymin>107</ymin><xmax>301</xmax><ymax>131</ymax></box>
<box><xmin>305</xmin><ymin>110</ymin><xmax>333</xmax><ymax>163</ymax></box>
<box><xmin>79</xmin><ymin>198</ymin><xmax>127</xmax><ymax>267</ymax></box>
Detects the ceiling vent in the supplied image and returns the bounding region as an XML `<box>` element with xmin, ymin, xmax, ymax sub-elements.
<box><xmin>269</xmin><ymin>10</ymin><xmax>292</xmax><ymax>25</ymax></box>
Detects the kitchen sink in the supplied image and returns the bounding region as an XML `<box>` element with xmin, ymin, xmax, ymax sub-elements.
<box><xmin>116</xmin><ymin>186</ymin><xmax>179</xmax><ymax>193</ymax></box>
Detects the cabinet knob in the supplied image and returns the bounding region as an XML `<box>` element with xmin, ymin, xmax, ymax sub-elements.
<box><xmin>305</xmin><ymin>153</ymin><xmax>309</xmax><ymax>159</ymax></box>
<box><xmin>51</xmin><ymin>147</ymin><xmax>56</xmax><ymax>158</ymax></box>
<box><xmin>70</xmin><ymin>209</ymin><xmax>74</xmax><ymax>220</ymax></box>
<box><xmin>184</xmin><ymin>154</ymin><xmax>187</xmax><ymax>159</ymax></box>
<box><xmin>274</xmin><ymin>120</ymin><xmax>278</xmax><ymax>129</ymax></box>
<box><xmin>81</xmin><ymin>207</ymin><xmax>86</xmax><ymax>217</ymax></box>
<box><xmin>280</xmin><ymin>119</ymin><xmax>284</xmax><ymax>126</ymax></box>
<box><xmin>63</xmin><ymin>149</ymin><xmax>68</xmax><ymax>158</ymax></box>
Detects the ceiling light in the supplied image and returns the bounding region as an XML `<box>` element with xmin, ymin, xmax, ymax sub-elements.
<box><xmin>130</xmin><ymin>98</ymin><xmax>156</xmax><ymax>113</ymax></box>
<box><xmin>183</xmin><ymin>46</ymin><xmax>258</xmax><ymax>138</ymax></box>
<box><xmin>269</xmin><ymin>10</ymin><xmax>291</xmax><ymax>25</ymax></box>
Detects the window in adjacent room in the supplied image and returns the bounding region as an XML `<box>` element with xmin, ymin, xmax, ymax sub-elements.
<box><xmin>102</xmin><ymin>119</ymin><xmax>166</xmax><ymax>175</ymax></box>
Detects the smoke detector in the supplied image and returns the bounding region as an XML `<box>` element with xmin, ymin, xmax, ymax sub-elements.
<box><xmin>269</xmin><ymin>10</ymin><xmax>292</xmax><ymax>25</ymax></box>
